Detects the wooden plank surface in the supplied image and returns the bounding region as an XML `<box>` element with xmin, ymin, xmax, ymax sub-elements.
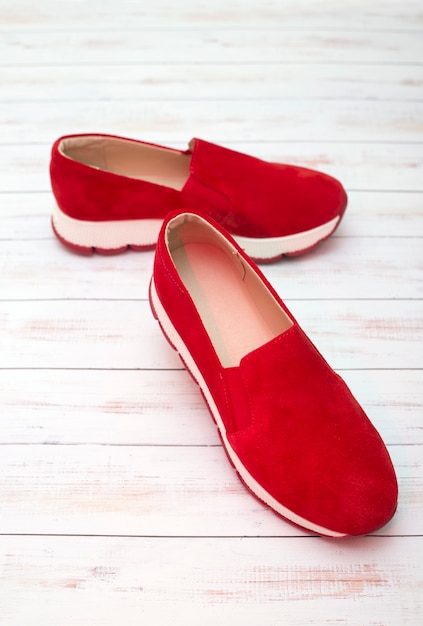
<box><xmin>1</xmin><ymin>100</ymin><xmax>423</xmax><ymax>144</ymax></box>
<box><xmin>0</xmin><ymin>535</ymin><xmax>421</xmax><ymax>626</ymax></box>
<box><xmin>0</xmin><ymin>443</ymin><xmax>419</xmax><ymax>537</ymax></box>
<box><xmin>1</xmin><ymin>369</ymin><xmax>421</xmax><ymax>445</ymax></box>
<box><xmin>2</xmin><ymin>64</ymin><xmax>423</xmax><ymax>101</ymax></box>
<box><xmin>0</xmin><ymin>0</ymin><xmax>422</xmax><ymax>623</ymax></box>
<box><xmin>1</xmin><ymin>142</ymin><xmax>422</xmax><ymax>193</ymax></box>
<box><xmin>1</xmin><ymin>298</ymin><xmax>422</xmax><ymax>369</ymax></box>
<box><xmin>1</xmin><ymin>235</ymin><xmax>422</xmax><ymax>300</ymax></box>
<box><xmin>0</xmin><ymin>0</ymin><xmax>422</xmax><ymax>30</ymax></box>
<box><xmin>2</xmin><ymin>30</ymin><xmax>423</xmax><ymax>65</ymax></box>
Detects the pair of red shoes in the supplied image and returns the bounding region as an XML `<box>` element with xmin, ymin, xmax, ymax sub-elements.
<box><xmin>50</xmin><ymin>134</ymin><xmax>398</xmax><ymax>537</ymax></box>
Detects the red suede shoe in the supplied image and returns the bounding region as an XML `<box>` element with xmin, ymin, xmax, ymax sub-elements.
<box><xmin>149</xmin><ymin>211</ymin><xmax>398</xmax><ymax>537</ymax></box>
<box><xmin>50</xmin><ymin>133</ymin><xmax>347</xmax><ymax>261</ymax></box>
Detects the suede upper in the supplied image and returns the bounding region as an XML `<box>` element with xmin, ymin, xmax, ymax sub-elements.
<box><xmin>152</xmin><ymin>210</ymin><xmax>398</xmax><ymax>537</ymax></box>
<box><xmin>227</xmin><ymin>328</ymin><xmax>398</xmax><ymax>535</ymax></box>
<box><xmin>50</xmin><ymin>134</ymin><xmax>347</xmax><ymax>239</ymax></box>
<box><xmin>184</xmin><ymin>139</ymin><xmax>347</xmax><ymax>237</ymax></box>
<box><xmin>50</xmin><ymin>136</ymin><xmax>186</xmax><ymax>222</ymax></box>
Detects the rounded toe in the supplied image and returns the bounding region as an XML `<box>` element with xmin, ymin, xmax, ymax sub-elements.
<box><xmin>296</xmin><ymin>166</ymin><xmax>348</xmax><ymax>228</ymax></box>
<box><xmin>268</xmin><ymin>163</ymin><xmax>348</xmax><ymax>238</ymax></box>
<box><xmin>329</xmin><ymin>455</ymin><xmax>399</xmax><ymax>537</ymax></box>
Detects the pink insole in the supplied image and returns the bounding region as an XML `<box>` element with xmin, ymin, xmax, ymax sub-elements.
<box><xmin>173</xmin><ymin>241</ymin><xmax>291</xmax><ymax>367</ymax></box>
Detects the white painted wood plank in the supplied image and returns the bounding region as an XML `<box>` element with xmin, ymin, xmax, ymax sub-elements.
<box><xmin>293</xmin><ymin>299</ymin><xmax>423</xmax><ymax>370</ymax></box>
<box><xmin>0</xmin><ymin>369</ymin><xmax>213</xmax><ymax>446</ymax></box>
<box><xmin>267</xmin><ymin>236</ymin><xmax>423</xmax><ymax>300</ymax></box>
<box><xmin>2</xmin><ymin>30</ymin><xmax>423</xmax><ymax>65</ymax></box>
<box><xmin>1</xmin><ymin>0</ymin><xmax>422</xmax><ymax>31</ymax></box>
<box><xmin>336</xmin><ymin>191</ymin><xmax>423</xmax><ymax>237</ymax></box>
<box><xmin>2</xmin><ymin>64</ymin><xmax>422</xmax><ymax>101</ymax></box>
<box><xmin>0</xmin><ymin>239</ymin><xmax>154</xmax><ymax>301</ymax></box>
<box><xmin>2</xmin><ymin>191</ymin><xmax>422</xmax><ymax>238</ymax></box>
<box><xmin>0</xmin><ymin>369</ymin><xmax>420</xmax><ymax>446</ymax></box>
<box><xmin>0</xmin><ymin>535</ymin><xmax>421</xmax><ymax>626</ymax></box>
<box><xmin>0</xmin><ymin>299</ymin><xmax>169</xmax><ymax>370</ymax></box>
<box><xmin>1</xmin><ymin>100</ymin><xmax>422</xmax><ymax>144</ymax></box>
<box><xmin>0</xmin><ymin>443</ymin><xmax>417</xmax><ymax>536</ymax></box>
<box><xmin>0</xmin><ymin>299</ymin><xmax>421</xmax><ymax>369</ymax></box>
<box><xmin>0</xmin><ymin>236</ymin><xmax>421</xmax><ymax>300</ymax></box>
<box><xmin>0</xmin><ymin>211</ymin><xmax>50</xmax><ymax>239</ymax></box>
<box><xmin>0</xmin><ymin>192</ymin><xmax>49</xmax><ymax>225</ymax></box>
<box><xmin>342</xmin><ymin>369</ymin><xmax>423</xmax><ymax>445</ymax></box>
<box><xmin>1</xmin><ymin>142</ymin><xmax>422</xmax><ymax>193</ymax></box>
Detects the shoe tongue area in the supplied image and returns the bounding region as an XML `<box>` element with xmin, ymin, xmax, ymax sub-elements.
<box><xmin>238</xmin><ymin>324</ymin><xmax>335</xmax><ymax>409</ymax></box>
<box><xmin>239</xmin><ymin>325</ymin><xmax>311</xmax><ymax>371</ymax></box>
<box><xmin>188</xmin><ymin>137</ymin><xmax>210</xmax><ymax>161</ymax></box>
<box><xmin>181</xmin><ymin>138</ymin><xmax>236</xmax><ymax>216</ymax></box>
<box><xmin>183</xmin><ymin>138</ymin><xmax>271</xmax><ymax>235</ymax></box>
<box><xmin>187</xmin><ymin>138</ymin><xmax>241</xmax><ymax>177</ymax></box>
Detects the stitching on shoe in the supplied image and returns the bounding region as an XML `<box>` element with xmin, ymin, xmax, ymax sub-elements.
<box><xmin>241</xmin><ymin>324</ymin><xmax>298</xmax><ymax>366</ymax></box>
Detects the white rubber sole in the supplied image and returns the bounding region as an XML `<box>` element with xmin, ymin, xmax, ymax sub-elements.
<box><xmin>52</xmin><ymin>203</ymin><xmax>162</xmax><ymax>253</ymax></box>
<box><xmin>150</xmin><ymin>277</ymin><xmax>346</xmax><ymax>538</ymax></box>
<box><xmin>52</xmin><ymin>203</ymin><xmax>340</xmax><ymax>260</ymax></box>
<box><xmin>234</xmin><ymin>215</ymin><xmax>340</xmax><ymax>260</ymax></box>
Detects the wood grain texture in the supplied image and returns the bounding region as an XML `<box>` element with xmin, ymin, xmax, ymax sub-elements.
<box><xmin>0</xmin><ymin>535</ymin><xmax>421</xmax><ymax>626</ymax></box>
<box><xmin>0</xmin><ymin>443</ymin><xmax>419</xmax><ymax>536</ymax></box>
<box><xmin>0</xmin><ymin>369</ymin><xmax>421</xmax><ymax>445</ymax></box>
<box><xmin>2</xmin><ymin>30</ymin><xmax>423</xmax><ymax>65</ymax></box>
<box><xmin>1</xmin><ymin>142</ymin><xmax>422</xmax><ymax>194</ymax></box>
<box><xmin>1</xmin><ymin>100</ymin><xmax>423</xmax><ymax>145</ymax></box>
<box><xmin>2</xmin><ymin>64</ymin><xmax>423</xmax><ymax>101</ymax></box>
<box><xmin>1</xmin><ymin>236</ymin><xmax>421</xmax><ymax>300</ymax></box>
<box><xmin>0</xmin><ymin>0</ymin><xmax>422</xmax><ymax>30</ymax></box>
<box><xmin>0</xmin><ymin>0</ymin><xmax>422</xmax><ymax>623</ymax></box>
<box><xmin>0</xmin><ymin>299</ymin><xmax>422</xmax><ymax>369</ymax></box>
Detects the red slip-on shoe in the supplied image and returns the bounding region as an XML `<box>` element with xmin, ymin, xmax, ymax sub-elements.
<box><xmin>149</xmin><ymin>211</ymin><xmax>398</xmax><ymax>537</ymax></box>
<box><xmin>50</xmin><ymin>133</ymin><xmax>347</xmax><ymax>261</ymax></box>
